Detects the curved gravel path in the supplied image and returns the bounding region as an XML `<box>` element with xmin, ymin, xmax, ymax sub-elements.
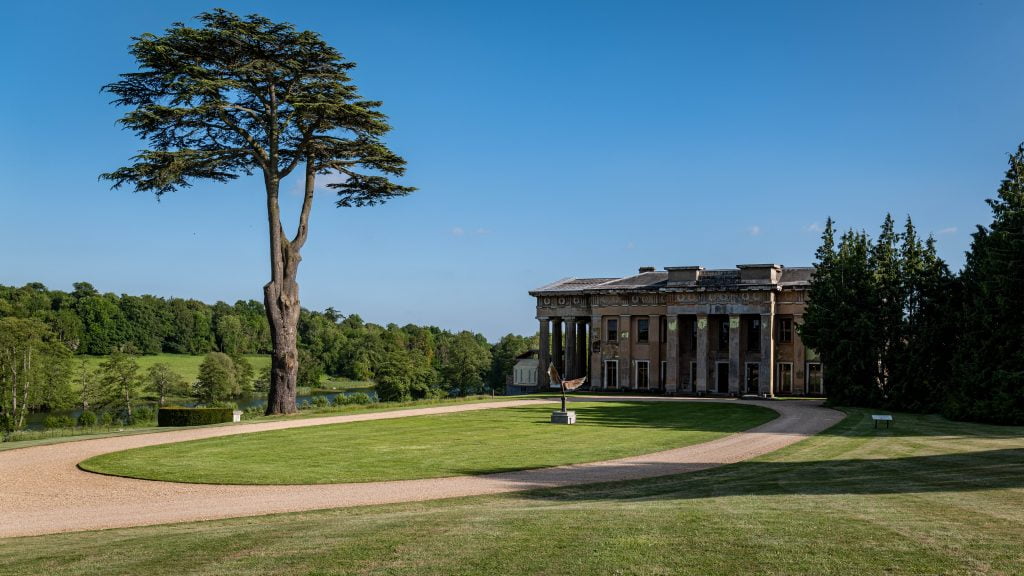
<box><xmin>0</xmin><ymin>397</ymin><xmax>843</xmax><ymax>538</ymax></box>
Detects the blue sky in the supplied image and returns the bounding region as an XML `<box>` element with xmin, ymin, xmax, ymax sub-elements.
<box><xmin>2</xmin><ymin>1</ymin><xmax>1022</xmax><ymax>340</ymax></box>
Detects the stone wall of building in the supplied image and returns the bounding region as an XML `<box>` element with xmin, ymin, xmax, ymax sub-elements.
<box><xmin>529</xmin><ymin>264</ymin><xmax>820</xmax><ymax>397</ymax></box>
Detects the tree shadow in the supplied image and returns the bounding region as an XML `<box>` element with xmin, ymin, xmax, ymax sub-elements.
<box><xmin>514</xmin><ymin>447</ymin><xmax>1024</xmax><ymax>502</ymax></box>
<box><xmin>520</xmin><ymin>400</ymin><xmax>778</xmax><ymax>433</ymax></box>
<box><xmin>804</xmin><ymin>408</ymin><xmax>1024</xmax><ymax>439</ymax></box>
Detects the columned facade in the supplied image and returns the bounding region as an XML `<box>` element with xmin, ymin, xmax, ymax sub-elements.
<box><xmin>530</xmin><ymin>264</ymin><xmax>817</xmax><ymax>396</ymax></box>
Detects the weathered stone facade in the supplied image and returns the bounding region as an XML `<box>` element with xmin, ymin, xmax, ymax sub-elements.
<box><xmin>528</xmin><ymin>264</ymin><xmax>823</xmax><ymax>397</ymax></box>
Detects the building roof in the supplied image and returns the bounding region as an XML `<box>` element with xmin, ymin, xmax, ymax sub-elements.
<box><xmin>530</xmin><ymin>265</ymin><xmax>813</xmax><ymax>295</ymax></box>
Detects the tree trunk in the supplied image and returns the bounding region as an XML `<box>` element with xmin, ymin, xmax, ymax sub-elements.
<box><xmin>264</xmin><ymin>275</ymin><xmax>300</xmax><ymax>414</ymax></box>
<box><xmin>263</xmin><ymin>162</ymin><xmax>314</xmax><ymax>415</ymax></box>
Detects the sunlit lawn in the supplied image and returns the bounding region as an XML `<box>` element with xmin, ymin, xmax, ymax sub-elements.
<box><xmin>79</xmin><ymin>402</ymin><xmax>775</xmax><ymax>484</ymax></box>
<box><xmin>5</xmin><ymin>408</ymin><xmax>1023</xmax><ymax>575</ymax></box>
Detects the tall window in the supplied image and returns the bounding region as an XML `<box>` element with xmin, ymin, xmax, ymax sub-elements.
<box><xmin>689</xmin><ymin>361</ymin><xmax>698</xmax><ymax>392</ymax></box>
<box><xmin>605</xmin><ymin>360</ymin><xmax>618</xmax><ymax>388</ymax></box>
<box><xmin>779</xmin><ymin>318</ymin><xmax>793</xmax><ymax>343</ymax></box>
<box><xmin>607</xmin><ymin>318</ymin><xmax>618</xmax><ymax>342</ymax></box>
<box><xmin>659</xmin><ymin>316</ymin><xmax>667</xmax><ymax>342</ymax></box>
<box><xmin>691</xmin><ymin>319</ymin><xmax>697</xmax><ymax>350</ymax></box>
<box><xmin>660</xmin><ymin>361</ymin><xmax>667</xmax><ymax>388</ymax></box>
<box><xmin>718</xmin><ymin>319</ymin><xmax>729</xmax><ymax>351</ymax></box>
<box><xmin>777</xmin><ymin>362</ymin><xmax>793</xmax><ymax>394</ymax></box>
<box><xmin>636</xmin><ymin>360</ymin><xmax>650</xmax><ymax>389</ymax></box>
<box><xmin>745</xmin><ymin>363</ymin><xmax>759</xmax><ymax>394</ymax></box>
<box><xmin>637</xmin><ymin>318</ymin><xmax>650</xmax><ymax>343</ymax></box>
<box><xmin>807</xmin><ymin>363</ymin><xmax>823</xmax><ymax>395</ymax></box>
<box><xmin>747</xmin><ymin>317</ymin><xmax>761</xmax><ymax>352</ymax></box>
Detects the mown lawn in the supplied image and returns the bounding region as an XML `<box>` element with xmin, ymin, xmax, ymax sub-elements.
<box><xmin>78</xmin><ymin>402</ymin><xmax>776</xmax><ymax>484</ymax></box>
<box><xmin>75</xmin><ymin>353</ymin><xmax>271</xmax><ymax>385</ymax></box>
<box><xmin>3</xmin><ymin>408</ymin><xmax>1022</xmax><ymax>575</ymax></box>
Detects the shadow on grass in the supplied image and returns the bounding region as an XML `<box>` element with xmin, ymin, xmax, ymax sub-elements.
<box><xmin>521</xmin><ymin>401</ymin><xmax>778</xmax><ymax>434</ymax></box>
<box><xmin>512</xmin><ymin>446</ymin><xmax>1024</xmax><ymax>502</ymax></box>
<box><xmin>808</xmin><ymin>408</ymin><xmax>1024</xmax><ymax>439</ymax></box>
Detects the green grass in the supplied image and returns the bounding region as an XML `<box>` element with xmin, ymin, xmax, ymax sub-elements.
<box><xmin>317</xmin><ymin>376</ymin><xmax>376</xmax><ymax>391</ymax></box>
<box><xmin>3</xmin><ymin>408</ymin><xmax>1023</xmax><ymax>575</ymax></box>
<box><xmin>0</xmin><ymin>395</ymin><xmax>504</xmax><ymax>452</ymax></box>
<box><xmin>78</xmin><ymin>402</ymin><xmax>775</xmax><ymax>484</ymax></box>
<box><xmin>76</xmin><ymin>353</ymin><xmax>271</xmax><ymax>384</ymax></box>
<box><xmin>78</xmin><ymin>402</ymin><xmax>773</xmax><ymax>484</ymax></box>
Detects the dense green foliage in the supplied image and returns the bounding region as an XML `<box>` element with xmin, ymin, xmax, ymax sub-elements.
<box><xmin>157</xmin><ymin>407</ymin><xmax>234</xmax><ymax>427</ymax></box>
<box><xmin>0</xmin><ymin>283</ymin><xmax>534</xmax><ymax>430</ymax></box>
<box><xmin>195</xmin><ymin>352</ymin><xmax>243</xmax><ymax>403</ymax></box>
<box><xmin>146</xmin><ymin>363</ymin><xmax>186</xmax><ymax>407</ymax></box>
<box><xmin>949</xmin><ymin>145</ymin><xmax>1024</xmax><ymax>424</ymax></box>
<box><xmin>9</xmin><ymin>409</ymin><xmax>1024</xmax><ymax>575</ymax></box>
<box><xmin>801</xmin><ymin>215</ymin><xmax>957</xmax><ymax>412</ymax></box>
<box><xmin>0</xmin><ymin>318</ymin><xmax>73</xmax><ymax>431</ymax></box>
<box><xmin>802</xmin><ymin>145</ymin><xmax>1024</xmax><ymax>424</ymax></box>
<box><xmin>79</xmin><ymin>402</ymin><xmax>775</xmax><ymax>484</ymax></box>
<box><xmin>0</xmin><ymin>282</ymin><xmax>271</xmax><ymax>356</ymax></box>
<box><xmin>96</xmin><ymin>350</ymin><xmax>146</xmax><ymax>423</ymax></box>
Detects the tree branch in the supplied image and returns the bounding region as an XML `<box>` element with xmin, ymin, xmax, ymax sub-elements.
<box><xmin>292</xmin><ymin>158</ymin><xmax>316</xmax><ymax>251</ymax></box>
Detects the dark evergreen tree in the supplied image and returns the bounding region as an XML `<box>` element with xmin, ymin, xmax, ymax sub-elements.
<box><xmin>801</xmin><ymin>221</ymin><xmax>880</xmax><ymax>407</ymax></box>
<box><xmin>950</xmin><ymin>146</ymin><xmax>1024</xmax><ymax>424</ymax></box>
<box><xmin>869</xmin><ymin>214</ymin><xmax>904</xmax><ymax>402</ymax></box>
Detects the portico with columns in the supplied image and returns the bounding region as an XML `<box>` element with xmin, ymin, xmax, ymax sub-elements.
<box><xmin>529</xmin><ymin>264</ymin><xmax>820</xmax><ymax>397</ymax></box>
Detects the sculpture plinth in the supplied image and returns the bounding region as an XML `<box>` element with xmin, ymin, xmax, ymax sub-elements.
<box><xmin>550</xmin><ymin>410</ymin><xmax>576</xmax><ymax>424</ymax></box>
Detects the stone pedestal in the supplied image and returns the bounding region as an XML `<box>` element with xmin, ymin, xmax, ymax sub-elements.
<box><xmin>550</xmin><ymin>410</ymin><xmax>576</xmax><ymax>424</ymax></box>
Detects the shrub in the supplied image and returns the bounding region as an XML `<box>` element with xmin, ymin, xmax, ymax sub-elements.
<box><xmin>134</xmin><ymin>406</ymin><xmax>156</xmax><ymax>424</ymax></box>
<box><xmin>157</xmin><ymin>407</ymin><xmax>234</xmax><ymax>427</ymax></box>
<box><xmin>311</xmin><ymin>395</ymin><xmax>330</xmax><ymax>408</ymax></box>
<box><xmin>336</xmin><ymin>392</ymin><xmax>373</xmax><ymax>406</ymax></box>
<box><xmin>43</xmin><ymin>415</ymin><xmax>75</xmax><ymax>430</ymax></box>
<box><xmin>99</xmin><ymin>412</ymin><xmax>114</xmax><ymax>426</ymax></box>
<box><xmin>77</xmin><ymin>410</ymin><xmax>97</xmax><ymax>427</ymax></box>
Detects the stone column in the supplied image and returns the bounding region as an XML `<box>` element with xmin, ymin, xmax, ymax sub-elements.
<box><xmin>538</xmin><ymin>317</ymin><xmax>550</xmax><ymax>388</ymax></box>
<box><xmin>552</xmin><ymin>318</ymin><xmax>563</xmax><ymax>379</ymax></box>
<box><xmin>695</xmin><ymin>314</ymin><xmax>708</xmax><ymax>394</ymax></box>
<box><xmin>760</xmin><ymin>311</ymin><xmax>775</xmax><ymax>397</ymax></box>
<box><xmin>564</xmin><ymin>316</ymin><xmax>576</xmax><ymax>380</ymax></box>
<box><xmin>649</xmin><ymin>315</ymin><xmax>661</xmax><ymax>390</ymax></box>
<box><xmin>576</xmin><ymin>319</ymin><xmax>588</xmax><ymax>379</ymax></box>
<box><xmin>665</xmin><ymin>315</ymin><xmax>680</xmax><ymax>394</ymax></box>
<box><xmin>590</xmin><ymin>315</ymin><xmax>602</xmax><ymax>388</ymax></box>
<box><xmin>619</xmin><ymin>314</ymin><xmax>632</xmax><ymax>388</ymax></box>
<box><xmin>728</xmin><ymin>314</ymin><xmax>740</xmax><ymax>394</ymax></box>
<box><xmin>793</xmin><ymin>314</ymin><xmax>805</xmax><ymax>395</ymax></box>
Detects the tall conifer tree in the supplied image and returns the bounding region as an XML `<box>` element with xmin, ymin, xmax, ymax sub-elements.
<box><xmin>951</xmin><ymin>145</ymin><xmax>1024</xmax><ymax>424</ymax></box>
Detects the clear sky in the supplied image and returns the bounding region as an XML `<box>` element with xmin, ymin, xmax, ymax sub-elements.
<box><xmin>2</xmin><ymin>1</ymin><xmax>1022</xmax><ymax>340</ymax></box>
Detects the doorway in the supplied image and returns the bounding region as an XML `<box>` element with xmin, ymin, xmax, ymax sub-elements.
<box><xmin>716</xmin><ymin>362</ymin><xmax>729</xmax><ymax>394</ymax></box>
<box><xmin>745</xmin><ymin>363</ymin><xmax>759</xmax><ymax>394</ymax></box>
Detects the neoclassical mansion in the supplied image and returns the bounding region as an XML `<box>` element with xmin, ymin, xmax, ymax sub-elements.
<box><xmin>523</xmin><ymin>264</ymin><xmax>823</xmax><ymax>397</ymax></box>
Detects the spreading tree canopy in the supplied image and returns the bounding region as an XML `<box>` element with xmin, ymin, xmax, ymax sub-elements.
<box><xmin>102</xmin><ymin>10</ymin><xmax>414</xmax><ymax>413</ymax></box>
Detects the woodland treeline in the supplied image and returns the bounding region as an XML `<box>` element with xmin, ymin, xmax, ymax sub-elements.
<box><xmin>801</xmin><ymin>146</ymin><xmax>1024</xmax><ymax>425</ymax></box>
<box><xmin>0</xmin><ymin>284</ymin><xmax>535</xmax><ymax>430</ymax></box>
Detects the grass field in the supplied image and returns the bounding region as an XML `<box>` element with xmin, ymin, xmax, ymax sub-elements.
<box><xmin>75</xmin><ymin>354</ymin><xmax>374</xmax><ymax>392</ymax></box>
<box><xmin>78</xmin><ymin>402</ymin><xmax>776</xmax><ymax>484</ymax></box>
<box><xmin>75</xmin><ymin>353</ymin><xmax>272</xmax><ymax>384</ymax></box>
<box><xmin>4</xmin><ymin>408</ymin><xmax>1022</xmax><ymax>575</ymax></box>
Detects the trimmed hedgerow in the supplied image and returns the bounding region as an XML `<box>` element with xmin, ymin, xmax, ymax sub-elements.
<box><xmin>157</xmin><ymin>407</ymin><xmax>234</xmax><ymax>427</ymax></box>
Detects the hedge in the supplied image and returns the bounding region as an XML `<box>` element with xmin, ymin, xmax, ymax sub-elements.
<box><xmin>158</xmin><ymin>407</ymin><xmax>235</xmax><ymax>427</ymax></box>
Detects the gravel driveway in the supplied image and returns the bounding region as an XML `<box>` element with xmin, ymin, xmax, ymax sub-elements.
<box><xmin>0</xmin><ymin>397</ymin><xmax>843</xmax><ymax>538</ymax></box>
